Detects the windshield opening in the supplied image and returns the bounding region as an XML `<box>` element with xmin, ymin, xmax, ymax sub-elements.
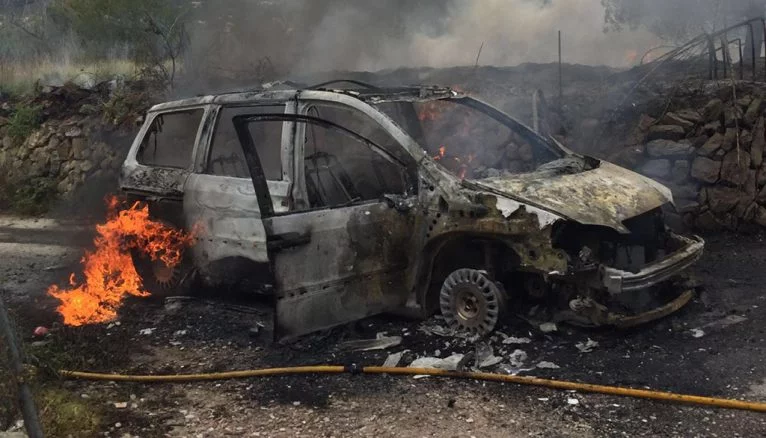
<box><xmin>375</xmin><ymin>98</ymin><xmax>562</xmax><ymax>180</ymax></box>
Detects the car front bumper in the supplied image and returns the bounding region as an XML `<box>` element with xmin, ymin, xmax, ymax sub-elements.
<box><xmin>599</xmin><ymin>233</ymin><xmax>705</xmax><ymax>295</ymax></box>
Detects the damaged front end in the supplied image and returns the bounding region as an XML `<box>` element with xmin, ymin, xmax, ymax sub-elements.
<box><xmin>459</xmin><ymin>156</ymin><xmax>705</xmax><ymax>329</ymax></box>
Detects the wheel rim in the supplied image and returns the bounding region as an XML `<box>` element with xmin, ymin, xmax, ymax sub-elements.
<box><xmin>152</xmin><ymin>259</ymin><xmax>178</xmax><ymax>289</ymax></box>
<box><xmin>439</xmin><ymin>269</ymin><xmax>507</xmax><ymax>335</ymax></box>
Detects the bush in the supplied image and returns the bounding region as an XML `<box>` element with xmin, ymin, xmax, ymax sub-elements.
<box><xmin>0</xmin><ymin>166</ymin><xmax>58</xmax><ymax>216</ymax></box>
<box><xmin>6</xmin><ymin>104</ymin><xmax>42</xmax><ymax>143</ymax></box>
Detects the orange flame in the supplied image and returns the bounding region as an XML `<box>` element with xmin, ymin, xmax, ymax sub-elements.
<box><xmin>47</xmin><ymin>196</ymin><xmax>195</xmax><ymax>326</ymax></box>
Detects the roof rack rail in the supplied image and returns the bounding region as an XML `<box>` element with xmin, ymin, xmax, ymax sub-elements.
<box><xmin>307</xmin><ymin>79</ymin><xmax>382</xmax><ymax>91</ymax></box>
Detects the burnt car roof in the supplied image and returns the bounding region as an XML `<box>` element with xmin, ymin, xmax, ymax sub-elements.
<box><xmin>148</xmin><ymin>80</ymin><xmax>460</xmax><ymax>112</ymax></box>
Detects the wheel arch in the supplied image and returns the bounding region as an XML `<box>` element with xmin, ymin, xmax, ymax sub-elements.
<box><xmin>414</xmin><ymin>233</ymin><xmax>523</xmax><ymax>317</ymax></box>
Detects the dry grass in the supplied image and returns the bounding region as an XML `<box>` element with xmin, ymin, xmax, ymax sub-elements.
<box><xmin>0</xmin><ymin>58</ymin><xmax>139</xmax><ymax>95</ymax></box>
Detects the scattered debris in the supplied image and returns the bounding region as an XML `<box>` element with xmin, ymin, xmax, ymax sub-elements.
<box><xmin>502</xmin><ymin>336</ymin><xmax>532</xmax><ymax>345</ymax></box>
<box><xmin>114</xmin><ymin>402</ymin><xmax>128</xmax><ymax>409</ymax></box>
<box><xmin>575</xmin><ymin>338</ymin><xmax>599</xmax><ymax>353</ymax></box>
<box><xmin>536</xmin><ymin>361</ymin><xmax>561</xmax><ymax>369</ymax></box>
<box><xmin>409</xmin><ymin>354</ymin><xmax>465</xmax><ymax>371</ymax></box>
<box><xmin>43</xmin><ymin>264</ymin><xmax>66</xmax><ymax>271</ymax></box>
<box><xmin>567</xmin><ymin>398</ymin><xmax>580</xmax><ymax>406</ymax></box>
<box><xmin>539</xmin><ymin>322</ymin><xmax>558</xmax><ymax>333</ymax></box>
<box><xmin>474</xmin><ymin>342</ymin><xmax>503</xmax><ymax>368</ymax></box>
<box><xmin>690</xmin><ymin>328</ymin><xmax>705</xmax><ymax>338</ymax></box>
<box><xmin>139</xmin><ymin>328</ymin><xmax>156</xmax><ymax>336</ymax></box>
<box><xmin>383</xmin><ymin>351</ymin><xmax>406</xmax><ymax>368</ymax></box>
<box><xmin>33</xmin><ymin>326</ymin><xmax>48</xmax><ymax>337</ymax></box>
<box><xmin>338</xmin><ymin>333</ymin><xmax>403</xmax><ymax>352</ymax></box>
<box><xmin>508</xmin><ymin>349</ymin><xmax>528</xmax><ymax>367</ymax></box>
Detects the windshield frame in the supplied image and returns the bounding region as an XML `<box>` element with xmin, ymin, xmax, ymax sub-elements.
<box><xmin>371</xmin><ymin>94</ymin><xmax>569</xmax><ymax>178</ymax></box>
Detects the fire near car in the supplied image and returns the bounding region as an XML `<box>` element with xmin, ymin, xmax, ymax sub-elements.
<box><xmin>119</xmin><ymin>80</ymin><xmax>704</xmax><ymax>340</ymax></box>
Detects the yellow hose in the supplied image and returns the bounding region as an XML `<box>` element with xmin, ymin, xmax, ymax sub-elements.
<box><xmin>60</xmin><ymin>365</ymin><xmax>766</xmax><ymax>413</ymax></box>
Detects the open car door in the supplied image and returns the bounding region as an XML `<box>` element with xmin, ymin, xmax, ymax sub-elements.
<box><xmin>233</xmin><ymin>113</ymin><xmax>417</xmax><ymax>341</ymax></box>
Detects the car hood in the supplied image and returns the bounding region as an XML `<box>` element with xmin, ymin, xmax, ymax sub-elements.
<box><xmin>465</xmin><ymin>159</ymin><xmax>672</xmax><ymax>233</ymax></box>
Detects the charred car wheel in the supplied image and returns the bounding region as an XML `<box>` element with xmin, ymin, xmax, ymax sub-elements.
<box><xmin>131</xmin><ymin>249</ymin><xmax>194</xmax><ymax>299</ymax></box>
<box><xmin>439</xmin><ymin>269</ymin><xmax>507</xmax><ymax>335</ymax></box>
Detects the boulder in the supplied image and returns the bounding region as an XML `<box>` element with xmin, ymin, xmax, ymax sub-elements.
<box><xmin>707</xmin><ymin>186</ymin><xmax>742</xmax><ymax>213</ymax></box>
<box><xmin>64</xmin><ymin>126</ymin><xmax>83</xmax><ymax>138</ymax></box>
<box><xmin>659</xmin><ymin>112</ymin><xmax>695</xmax><ymax>131</ymax></box>
<box><xmin>1</xmin><ymin>135</ymin><xmax>12</xmax><ymax>149</ymax></box>
<box><xmin>609</xmin><ymin>145</ymin><xmax>645</xmax><ymax>168</ymax></box>
<box><xmin>697</xmin><ymin>132</ymin><xmax>724</xmax><ymax>157</ymax></box>
<box><xmin>752</xmin><ymin>117</ymin><xmax>764</xmax><ymax>168</ymax></box>
<box><xmin>691</xmin><ymin>156</ymin><xmax>721</xmax><ymax>183</ymax></box>
<box><xmin>646</xmin><ymin>139</ymin><xmax>692</xmax><ymax>157</ymax></box>
<box><xmin>671</xmin><ymin>160</ymin><xmax>690</xmax><ymax>182</ymax></box>
<box><xmin>691</xmin><ymin>135</ymin><xmax>709</xmax><ymax>149</ymax></box>
<box><xmin>759</xmin><ymin>167</ymin><xmax>766</xmax><ymax>187</ymax></box>
<box><xmin>647</xmin><ymin>125</ymin><xmax>685</xmax><ymax>141</ymax></box>
<box><xmin>720</xmin><ymin>149</ymin><xmax>751</xmax><ymax>186</ymax></box>
<box><xmin>701</xmin><ymin>98</ymin><xmax>724</xmax><ymax>122</ymax></box>
<box><xmin>640</xmin><ymin>159</ymin><xmax>671</xmax><ymax>179</ymax></box>
<box><xmin>746</xmin><ymin>169</ymin><xmax>758</xmax><ymax>197</ymax></box>
<box><xmin>755</xmin><ymin>206</ymin><xmax>766</xmax><ymax>227</ymax></box>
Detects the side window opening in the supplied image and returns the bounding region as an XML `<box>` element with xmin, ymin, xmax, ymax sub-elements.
<box><xmin>207</xmin><ymin>105</ymin><xmax>285</xmax><ymax>180</ymax></box>
<box><xmin>137</xmin><ymin>109</ymin><xmax>204</xmax><ymax>169</ymax></box>
<box><xmin>302</xmin><ymin>104</ymin><xmax>408</xmax><ymax>209</ymax></box>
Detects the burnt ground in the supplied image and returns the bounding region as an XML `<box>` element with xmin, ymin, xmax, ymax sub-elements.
<box><xmin>2</xmin><ymin>215</ymin><xmax>766</xmax><ymax>437</ymax></box>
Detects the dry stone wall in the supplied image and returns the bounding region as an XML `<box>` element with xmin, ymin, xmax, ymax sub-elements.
<box><xmin>616</xmin><ymin>84</ymin><xmax>766</xmax><ymax>232</ymax></box>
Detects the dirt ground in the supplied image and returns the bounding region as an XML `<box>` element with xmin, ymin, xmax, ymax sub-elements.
<box><xmin>2</xmin><ymin>214</ymin><xmax>766</xmax><ymax>437</ymax></box>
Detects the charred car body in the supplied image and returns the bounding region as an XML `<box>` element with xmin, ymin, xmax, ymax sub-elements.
<box><xmin>120</xmin><ymin>80</ymin><xmax>704</xmax><ymax>340</ymax></box>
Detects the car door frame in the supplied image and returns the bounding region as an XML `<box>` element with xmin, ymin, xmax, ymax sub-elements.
<box><xmin>232</xmin><ymin>112</ymin><xmax>418</xmax><ymax>340</ymax></box>
<box><xmin>120</xmin><ymin>105</ymin><xmax>212</xmax><ymax>202</ymax></box>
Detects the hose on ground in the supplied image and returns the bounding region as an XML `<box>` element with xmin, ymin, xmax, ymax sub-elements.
<box><xmin>60</xmin><ymin>365</ymin><xmax>766</xmax><ymax>414</ymax></box>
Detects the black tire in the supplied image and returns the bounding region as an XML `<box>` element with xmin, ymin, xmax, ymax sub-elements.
<box><xmin>439</xmin><ymin>269</ymin><xmax>508</xmax><ymax>335</ymax></box>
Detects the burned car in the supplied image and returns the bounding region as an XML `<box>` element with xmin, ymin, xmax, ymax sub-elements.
<box><xmin>119</xmin><ymin>80</ymin><xmax>704</xmax><ymax>340</ymax></box>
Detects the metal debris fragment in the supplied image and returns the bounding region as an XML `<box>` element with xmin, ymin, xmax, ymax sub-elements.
<box><xmin>575</xmin><ymin>338</ymin><xmax>599</xmax><ymax>353</ymax></box>
<box><xmin>508</xmin><ymin>349</ymin><xmax>528</xmax><ymax>367</ymax></box>
<box><xmin>502</xmin><ymin>336</ymin><xmax>532</xmax><ymax>345</ymax></box>
<box><xmin>539</xmin><ymin>322</ymin><xmax>558</xmax><ymax>333</ymax></box>
<box><xmin>409</xmin><ymin>354</ymin><xmax>465</xmax><ymax>371</ymax></box>
<box><xmin>689</xmin><ymin>328</ymin><xmax>705</xmax><ymax>338</ymax></box>
<box><xmin>382</xmin><ymin>351</ymin><xmax>406</xmax><ymax>367</ymax></box>
<box><xmin>339</xmin><ymin>333</ymin><xmax>403</xmax><ymax>352</ymax></box>
<box><xmin>536</xmin><ymin>361</ymin><xmax>560</xmax><ymax>369</ymax></box>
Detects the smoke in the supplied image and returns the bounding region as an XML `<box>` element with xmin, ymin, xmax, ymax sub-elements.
<box><xmin>187</xmin><ymin>0</ymin><xmax>662</xmax><ymax>81</ymax></box>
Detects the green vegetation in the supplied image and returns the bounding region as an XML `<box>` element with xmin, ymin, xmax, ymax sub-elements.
<box><xmin>6</xmin><ymin>104</ymin><xmax>42</xmax><ymax>143</ymax></box>
<box><xmin>0</xmin><ymin>173</ymin><xmax>58</xmax><ymax>216</ymax></box>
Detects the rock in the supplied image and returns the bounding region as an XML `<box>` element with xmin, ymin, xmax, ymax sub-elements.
<box><xmin>667</xmin><ymin>183</ymin><xmax>699</xmax><ymax>200</ymax></box>
<box><xmin>724</xmin><ymin>105</ymin><xmax>743</xmax><ymax>127</ymax></box>
<box><xmin>646</xmin><ymin>139</ymin><xmax>692</xmax><ymax>157</ymax></box>
<box><xmin>745</xmin><ymin>97</ymin><xmax>763</xmax><ymax>127</ymax></box>
<box><xmin>740</xmin><ymin>129</ymin><xmax>753</xmax><ymax>151</ymax></box>
<box><xmin>736</xmin><ymin>95</ymin><xmax>753</xmax><ymax>109</ymax></box>
<box><xmin>742</xmin><ymin>202</ymin><xmax>759</xmax><ymax>221</ymax></box>
<box><xmin>647</xmin><ymin>125</ymin><xmax>685</xmax><ymax>141</ymax></box>
<box><xmin>609</xmin><ymin>145</ymin><xmax>644</xmax><ymax>168</ymax></box>
<box><xmin>660</xmin><ymin>112</ymin><xmax>695</xmax><ymax>130</ymax></box>
<box><xmin>691</xmin><ymin>156</ymin><xmax>721</xmax><ymax>183</ymax></box>
<box><xmin>671</xmin><ymin>160</ymin><xmax>690</xmax><ymax>182</ymax></box>
<box><xmin>722</xmin><ymin>128</ymin><xmax>738</xmax><ymax>151</ymax></box>
<box><xmin>702</xmin><ymin>120</ymin><xmax>721</xmax><ymax>136</ymax></box>
<box><xmin>641</xmin><ymin>159</ymin><xmax>671</xmax><ymax>179</ymax></box>
<box><xmin>47</xmin><ymin>136</ymin><xmax>60</xmax><ymax>149</ymax></box>
<box><xmin>759</xmin><ymin>167</ymin><xmax>766</xmax><ymax>187</ymax></box>
<box><xmin>65</xmin><ymin>126</ymin><xmax>83</xmax><ymax>137</ymax></box>
<box><xmin>1</xmin><ymin>135</ymin><xmax>12</xmax><ymax>149</ymax></box>
<box><xmin>71</xmin><ymin>137</ymin><xmax>88</xmax><ymax>159</ymax></box>
<box><xmin>702</xmin><ymin>98</ymin><xmax>724</xmax><ymax>122</ymax></box>
<box><xmin>707</xmin><ymin>186</ymin><xmax>742</xmax><ymax>213</ymax></box>
<box><xmin>100</xmin><ymin>157</ymin><xmax>112</xmax><ymax>170</ymax></box>
<box><xmin>691</xmin><ymin>135</ymin><xmax>709</xmax><ymax>149</ymax></box>
<box><xmin>746</xmin><ymin>169</ymin><xmax>758</xmax><ymax>197</ymax></box>
<box><xmin>720</xmin><ymin>149</ymin><xmax>751</xmax><ymax>185</ymax></box>
<box><xmin>675</xmin><ymin>109</ymin><xmax>703</xmax><ymax>125</ymax></box>
<box><xmin>79</xmin><ymin>160</ymin><xmax>94</xmax><ymax>173</ymax></box>
<box><xmin>752</xmin><ymin>117</ymin><xmax>764</xmax><ymax>168</ymax></box>
<box><xmin>698</xmin><ymin>132</ymin><xmax>724</xmax><ymax>157</ymax></box>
